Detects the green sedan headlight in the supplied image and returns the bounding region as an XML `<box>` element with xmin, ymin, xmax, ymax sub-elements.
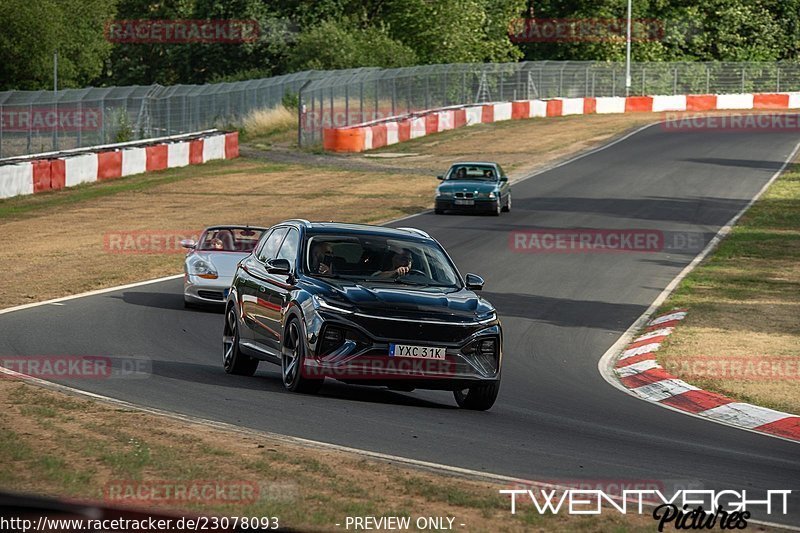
<box><xmin>437</xmin><ymin>190</ymin><xmax>452</xmax><ymax>198</ymax></box>
<box><xmin>488</xmin><ymin>191</ymin><xmax>497</xmax><ymax>199</ymax></box>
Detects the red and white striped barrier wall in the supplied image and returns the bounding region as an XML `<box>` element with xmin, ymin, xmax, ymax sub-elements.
<box><xmin>322</xmin><ymin>91</ymin><xmax>800</xmax><ymax>152</ymax></box>
<box><xmin>0</xmin><ymin>131</ymin><xmax>239</xmax><ymax>199</ymax></box>
<box><xmin>615</xmin><ymin>310</ymin><xmax>800</xmax><ymax>442</ymax></box>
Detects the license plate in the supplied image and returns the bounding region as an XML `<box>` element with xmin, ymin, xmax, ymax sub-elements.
<box><xmin>454</xmin><ymin>199</ymin><xmax>474</xmax><ymax>206</ymax></box>
<box><xmin>389</xmin><ymin>344</ymin><xmax>446</xmax><ymax>360</ymax></box>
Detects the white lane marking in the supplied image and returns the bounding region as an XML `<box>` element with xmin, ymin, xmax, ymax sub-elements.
<box><xmin>615</xmin><ymin>359</ymin><xmax>661</xmax><ymax>377</ymax></box>
<box><xmin>632</xmin><ymin>328</ymin><xmax>674</xmax><ymax>343</ymax></box>
<box><xmin>649</xmin><ymin>311</ymin><xmax>687</xmax><ymax>326</ymax></box>
<box><xmin>597</xmin><ymin>138</ymin><xmax>800</xmax><ymax>445</ymax></box>
<box><xmin>631</xmin><ymin>379</ymin><xmax>699</xmax><ymax>402</ymax></box>
<box><xmin>0</xmin><ymin>274</ymin><xmax>183</xmax><ymax>316</ymax></box>
<box><xmin>699</xmin><ymin>403</ymin><xmax>792</xmax><ymax>429</ymax></box>
<box><xmin>620</xmin><ymin>342</ymin><xmax>662</xmax><ymax>359</ymax></box>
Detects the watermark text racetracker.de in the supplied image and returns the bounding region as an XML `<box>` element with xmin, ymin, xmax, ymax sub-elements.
<box><xmin>0</xmin><ymin>355</ymin><xmax>151</xmax><ymax>380</ymax></box>
<box><xmin>509</xmin><ymin>229</ymin><xmax>709</xmax><ymax>254</ymax></box>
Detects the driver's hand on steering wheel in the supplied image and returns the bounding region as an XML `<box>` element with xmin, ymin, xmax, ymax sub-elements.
<box><xmin>394</xmin><ymin>265</ymin><xmax>410</xmax><ymax>276</ymax></box>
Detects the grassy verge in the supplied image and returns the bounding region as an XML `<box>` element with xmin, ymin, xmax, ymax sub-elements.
<box><xmin>0</xmin><ymin>379</ymin><xmax>657</xmax><ymax>532</ymax></box>
<box><xmin>656</xmin><ymin>162</ymin><xmax>800</xmax><ymax>415</ymax></box>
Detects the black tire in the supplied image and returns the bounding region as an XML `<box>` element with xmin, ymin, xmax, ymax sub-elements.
<box><xmin>282</xmin><ymin>319</ymin><xmax>324</xmax><ymax>394</ymax></box>
<box><xmin>453</xmin><ymin>380</ymin><xmax>501</xmax><ymax>410</ymax></box>
<box><xmin>434</xmin><ymin>208</ymin><xmax>445</xmax><ymax>215</ymax></box>
<box><xmin>223</xmin><ymin>305</ymin><xmax>258</xmax><ymax>376</ymax></box>
<box><xmin>502</xmin><ymin>193</ymin><xmax>511</xmax><ymax>212</ymax></box>
<box><xmin>490</xmin><ymin>200</ymin><xmax>501</xmax><ymax>216</ymax></box>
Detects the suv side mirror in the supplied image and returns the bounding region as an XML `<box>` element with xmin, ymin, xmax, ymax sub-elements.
<box><xmin>464</xmin><ymin>273</ymin><xmax>484</xmax><ymax>291</ymax></box>
<box><xmin>499</xmin><ymin>176</ymin><xmax>508</xmax><ymax>182</ymax></box>
<box><xmin>266</xmin><ymin>258</ymin><xmax>291</xmax><ymax>275</ymax></box>
<box><xmin>437</xmin><ymin>175</ymin><xmax>445</xmax><ymax>180</ymax></box>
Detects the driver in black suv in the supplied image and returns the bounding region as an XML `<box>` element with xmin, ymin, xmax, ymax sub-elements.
<box><xmin>373</xmin><ymin>247</ymin><xmax>413</xmax><ymax>279</ymax></box>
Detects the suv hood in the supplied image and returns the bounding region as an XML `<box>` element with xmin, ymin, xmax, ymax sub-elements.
<box><xmin>322</xmin><ymin>282</ymin><xmax>496</xmax><ymax>322</ymax></box>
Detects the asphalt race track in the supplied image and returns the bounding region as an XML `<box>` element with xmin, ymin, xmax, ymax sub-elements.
<box><xmin>2</xmin><ymin>122</ymin><xmax>799</xmax><ymax>526</ymax></box>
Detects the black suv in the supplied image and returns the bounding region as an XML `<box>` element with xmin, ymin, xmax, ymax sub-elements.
<box><xmin>223</xmin><ymin>220</ymin><xmax>502</xmax><ymax>410</ymax></box>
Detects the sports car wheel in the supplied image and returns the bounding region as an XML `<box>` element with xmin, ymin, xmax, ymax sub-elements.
<box><xmin>453</xmin><ymin>380</ymin><xmax>500</xmax><ymax>410</ymax></box>
<box><xmin>282</xmin><ymin>319</ymin><xmax>323</xmax><ymax>394</ymax></box>
<box><xmin>223</xmin><ymin>306</ymin><xmax>258</xmax><ymax>376</ymax></box>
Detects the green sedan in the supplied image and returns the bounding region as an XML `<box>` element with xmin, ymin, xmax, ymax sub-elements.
<box><xmin>434</xmin><ymin>162</ymin><xmax>511</xmax><ymax>216</ymax></box>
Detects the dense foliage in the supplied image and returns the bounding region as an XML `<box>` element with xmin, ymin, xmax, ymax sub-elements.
<box><xmin>0</xmin><ymin>0</ymin><xmax>797</xmax><ymax>90</ymax></box>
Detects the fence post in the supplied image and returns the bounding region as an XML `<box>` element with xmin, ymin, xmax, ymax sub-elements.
<box><xmin>443</xmin><ymin>70</ymin><xmax>447</xmax><ymax>106</ymax></box>
<box><xmin>585</xmin><ymin>67</ymin><xmax>589</xmax><ymax>97</ymax></box>
<box><xmin>706</xmin><ymin>66</ymin><xmax>710</xmax><ymax>94</ymax></box>
<box><xmin>360</xmin><ymin>81</ymin><xmax>364</xmax><ymax>124</ymax></box>
<box><xmin>673</xmin><ymin>68</ymin><xmax>678</xmax><ymax>95</ymax></box>
<box><xmin>392</xmin><ymin>78</ymin><xmax>396</xmax><ymax>116</ymax></box>
<box><xmin>425</xmin><ymin>74</ymin><xmax>430</xmax><ymax>110</ymax></box>
<box><xmin>741</xmin><ymin>68</ymin><xmax>745</xmax><ymax>93</ymax></box>
<box><xmin>344</xmin><ymin>84</ymin><xmax>349</xmax><ymax>126</ymax></box>
<box><xmin>612</xmin><ymin>69</ymin><xmax>616</xmax><ymax>97</ymax></box>
<box><xmin>777</xmin><ymin>67</ymin><xmax>781</xmax><ymax>92</ymax></box>
<box><xmin>298</xmin><ymin>80</ymin><xmax>311</xmax><ymax>148</ymax></box>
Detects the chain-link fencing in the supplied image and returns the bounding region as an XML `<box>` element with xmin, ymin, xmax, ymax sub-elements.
<box><xmin>3</xmin><ymin>62</ymin><xmax>800</xmax><ymax>157</ymax></box>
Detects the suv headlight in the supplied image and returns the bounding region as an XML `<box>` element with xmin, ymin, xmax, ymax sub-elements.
<box><xmin>188</xmin><ymin>257</ymin><xmax>218</xmax><ymax>279</ymax></box>
<box><xmin>312</xmin><ymin>295</ymin><xmax>354</xmax><ymax>314</ymax></box>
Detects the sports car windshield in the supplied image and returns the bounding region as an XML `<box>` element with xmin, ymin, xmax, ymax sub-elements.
<box><xmin>197</xmin><ymin>228</ymin><xmax>264</xmax><ymax>252</ymax></box>
<box><xmin>305</xmin><ymin>234</ymin><xmax>462</xmax><ymax>288</ymax></box>
<box><xmin>446</xmin><ymin>164</ymin><xmax>497</xmax><ymax>180</ymax></box>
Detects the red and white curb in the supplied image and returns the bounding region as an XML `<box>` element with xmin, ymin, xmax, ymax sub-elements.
<box><xmin>614</xmin><ymin>309</ymin><xmax>800</xmax><ymax>442</ymax></box>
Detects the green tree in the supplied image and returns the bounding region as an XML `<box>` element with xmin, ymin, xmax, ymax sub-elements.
<box><xmin>0</xmin><ymin>0</ymin><xmax>115</xmax><ymax>90</ymax></box>
<box><xmin>287</xmin><ymin>19</ymin><xmax>418</xmax><ymax>71</ymax></box>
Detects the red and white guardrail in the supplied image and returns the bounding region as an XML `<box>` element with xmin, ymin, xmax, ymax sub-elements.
<box><xmin>322</xmin><ymin>92</ymin><xmax>800</xmax><ymax>152</ymax></box>
<box><xmin>0</xmin><ymin>130</ymin><xmax>239</xmax><ymax>199</ymax></box>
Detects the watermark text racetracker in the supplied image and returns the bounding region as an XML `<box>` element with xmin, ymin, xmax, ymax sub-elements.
<box><xmin>509</xmin><ymin>229</ymin><xmax>709</xmax><ymax>254</ymax></box>
<box><xmin>104</xmin><ymin>230</ymin><xmax>201</xmax><ymax>254</ymax></box>
<box><xmin>104</xmin><ymin>19</ymin><xmax>259</xmax><ymax>44</ymax></box>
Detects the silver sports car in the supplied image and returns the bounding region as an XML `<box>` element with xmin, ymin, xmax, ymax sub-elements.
<box><xmin>181</xmin><ymin>225</ymin><xmax>266</xmax><ymax>307</ymax></box>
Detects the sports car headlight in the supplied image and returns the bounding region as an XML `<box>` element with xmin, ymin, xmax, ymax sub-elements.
<box><xmin>312</xmin><ymin>295</ymin><xmax>354</xmax><ymax>314</ymax></box>
<box><xmin>188</xmin><ymin>257</ymin><xmax>218</xmax><ymax>279</ymax></box>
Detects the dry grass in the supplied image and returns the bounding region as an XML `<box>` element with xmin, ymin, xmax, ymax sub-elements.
<box><xmin>0</xmin><ymin>379</ymin><xmax>662</xmax><ymax>532</ymax></box>
<box><xmin>656</xmin><ymin>162</ymin><xmax>800</xmax><ymax>414</ymax></box>
<box><xmin>242</xmin><ymin>105</ymin><xmax>296</xmax><ymax>140</ymax></box>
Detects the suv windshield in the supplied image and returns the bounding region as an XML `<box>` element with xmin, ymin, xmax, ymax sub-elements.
<box><xmin>446</xmin><ymin>164</ymin><xmax>497</xmax><ymax>181</ymax></box>
<box><xmin>305</xmin><ymin>234</ymin><xmax>462</xmax><ymax>288</ymax></box>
